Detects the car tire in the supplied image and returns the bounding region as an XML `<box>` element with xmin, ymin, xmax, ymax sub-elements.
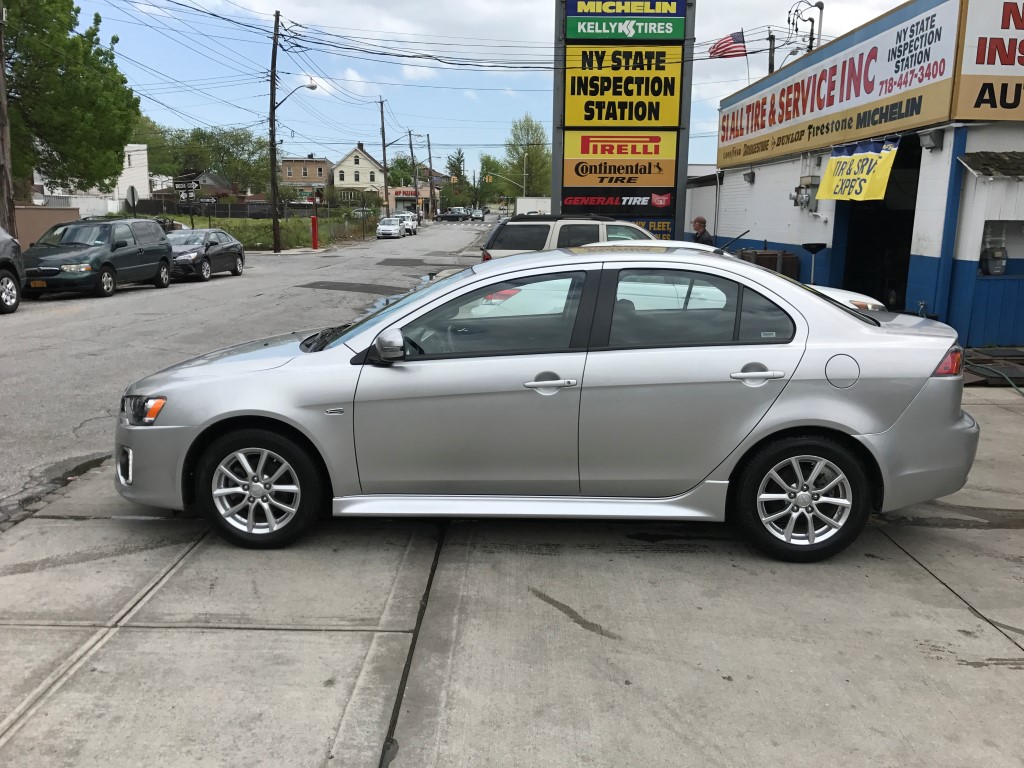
<box><xmin>198</xmin><ymin>257</ymin><xmax>212</xmax><ymax>282</ymax></box>
<box><xmin>0</xmin><ymin>269</ymin><xmax>20</xmax><ymax>314</ymax></box>
<box><xmin>734</xmin><ymin>436</ymin><xmax>871</xmax><ymax>563</ymax></box>
<box><xmin>94</xmin><ymin>266</ymin><xmax>116</xmax><ymax>298</ymax></box>
<box><xmin>231</xmin><ymin>255</ymin><xmax>244</xmax><ymax>276</ymax></box>
<box><xmin>153</xmin><ymin>260</ymin><xmax>171</xmax><ymax>289</ymax></box>
<box><xmin>195</xmin><ymin>428</ymin><xmax>324</xmax><ymax>549</ymax></box>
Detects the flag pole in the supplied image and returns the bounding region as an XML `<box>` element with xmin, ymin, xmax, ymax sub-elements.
<box><xmin>743</xmin><ymin>29</ymin><xmax>750</xmax><ymax>85</ymax></box>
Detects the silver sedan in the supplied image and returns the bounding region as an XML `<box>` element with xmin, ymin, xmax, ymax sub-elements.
<box><xmin>114</xmin><ymin>246</ymin><xmax>979</xmax><ymax>561</ymax></box>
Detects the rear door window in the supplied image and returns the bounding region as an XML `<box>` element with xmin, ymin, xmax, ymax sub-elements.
<box><xmin>738</xmin><ymin>289</ymin><xmax>796</xmax><ymax>343</ymax></box>
<box><xmin>129</xmin><ymin>222</ymin><xmax>154</xmax><ymax>244</ymax></box>
<box><xmin>556</xmin><ymin>224</ymin><xmax>600</xmax><ymax>248</ymax></box>
<box><xmin>488</xmin><ymin>224</ymin><xmax>550</xmax><ymax>251</ymax></box>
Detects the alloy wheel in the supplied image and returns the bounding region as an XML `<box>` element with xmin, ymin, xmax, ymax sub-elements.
<box><xmin>755</xmin><ymin>455</ymin><xmax>852</xmax><ymax>546</ymax></box>
<box><xmin>0</xmin><ymin>274</ymin><xmax>17</xmax><ymax>307</ymax></box>
<box><xmin>211</xmin><ymin>448</ymin><xmax>302</xmax><ymax>535</ymax></box>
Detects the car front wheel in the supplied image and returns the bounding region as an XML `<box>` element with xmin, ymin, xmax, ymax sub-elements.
<box><xmin>95</xmin><ymin>266</ymin><xmax>116</xmax><ymax>297</ymax></box>
<box><xmin>195</xmin><ymin>428</ymin><xmax>323</xmax><ymax>548</ymax></box>
<box><xmin>734</xmin><ymin>436</ymin><xmax>871</xmax><ymax>562</ymax></box>
<box><xmin>0</xmin><ymin>269</ymin><xmax>20</xmax><ymax>314</ymax></box>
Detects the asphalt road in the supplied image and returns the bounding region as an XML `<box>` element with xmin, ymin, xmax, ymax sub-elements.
<box><xmin>0</xmin><ymin>220</ymin><xmax>487</xmax><ymax>517</ymax></box>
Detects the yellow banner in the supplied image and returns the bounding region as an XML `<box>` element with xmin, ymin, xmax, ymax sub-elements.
<box><xmin>565</xmin><ymin>45</ymin><xmax>682</xmax><ymax>127</ymax></box>
<box><xmin>817</xmin><ymin>138</ymin><xmax>900</xmax><ymax>201</ymax></box>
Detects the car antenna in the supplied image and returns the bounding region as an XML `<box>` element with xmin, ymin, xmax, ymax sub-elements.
<box><xmin>717</xmin><ymin>230</ymin><xmax>750</xmax><ymax>252</ymax></box>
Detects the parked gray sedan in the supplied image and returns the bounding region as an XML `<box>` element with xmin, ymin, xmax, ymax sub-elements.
<box><xmin>114</xmin><ymin>246</ymin><xmax>979</xmax><ymax>561</ymax></box>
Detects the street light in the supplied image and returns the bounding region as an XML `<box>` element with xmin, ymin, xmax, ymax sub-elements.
<box><xmin>269</xmin><ymin>81</ymin><xmax>317</xmax><ymax>253</ymax></box>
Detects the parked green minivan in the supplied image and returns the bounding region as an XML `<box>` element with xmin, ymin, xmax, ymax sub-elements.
<box><xmin>22</xmin><ymin>219</ymin><xmax>173</xmax><ymax>298</ymax></box>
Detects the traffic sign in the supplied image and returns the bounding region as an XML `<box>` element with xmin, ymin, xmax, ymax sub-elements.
<box><xmin>199</xmin><ymin>197</ymin><xmax>217</xmax><ymax>204</ymax></box>
<box><xmin>126</xmin><ymin>185</ymin><xmax>139</xmax><ymax>207</ymax></box>
<box><xmin>178</xmin><ymin>191</ymin><xmax>195</xmax><ymax>201</ymax></box>
<box><xmin>173</xmin><ymin>181</ymin><xmax>201</xmax><ymax>190</ymax></box>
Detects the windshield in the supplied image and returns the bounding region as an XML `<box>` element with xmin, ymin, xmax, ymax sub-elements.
<box><xmin>38</xmin><ymin>223</ymin><xmax>110</xmax><ymax>247</ymax></box>
<box><xmin>324</xmin><ymin>268</ymin><xmax>474</xmax><ymax>351</ymax></box>
<box><xmin>380</xmin><ymin>218</ymin><xmax>399</xmax><ymax>226</ymax></box>
<box><xmin>167</xmin><ymin>231</ymin><xmax>206</xmax><ymax>246</ymax></box>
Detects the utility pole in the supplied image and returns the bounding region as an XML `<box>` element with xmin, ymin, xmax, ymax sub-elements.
<box><xmin>426</xmin><ymin>134</ymin><xmax>435</xmax><ymax>220</ymax></box>
<box><xmin>0</xmin><ymin>1</ymin><xmax>18</xmax><ymax>238</ymax></box>
<box><xmin>407</xmin><ymin>129</ymin><xmax>418</xmax><ymax>217</ymax></box>
<box><xmin>379</xmin><ymin>98</ymin><xmax>389</xmax><ymax>216</ymax></box>
<box><xmin>768</xmin><ymin>30</ymin><xmax>776</xmax><ymax>73</ymax></box>
<box><xmin>269</xmin><ymin>10</ymin><xmax>282</xmax><ymax>253</ymax></box>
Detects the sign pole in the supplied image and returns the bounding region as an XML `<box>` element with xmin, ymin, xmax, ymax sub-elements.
<box><xmin>551</xmin><ymin>0</ymin><xmax>566</xmax><ymax>216</ymax></box>
<box><xmin>675</xmin><ymin>0</ymin><xmax>698</xmax><ymax>237</ymax></box>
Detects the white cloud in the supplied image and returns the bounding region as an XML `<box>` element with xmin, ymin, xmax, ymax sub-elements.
<box><xmin>401</xmin><ymin>65</ymin><xmax>438</xmax><ymax>82</ymax></box>
<box><xmin>463</xmin><ymin>90</ymin><xmax>478</xmax><ymax>101</ymax></box>
<box><xmin>133</xmin><ymin>2</ymin><xmax>172</xmax><ymax>16</ymax></box>
<box><xmin>342</xmin><ymin>68</ymin><xmax>370</xmax><ymax>96</ymax></box>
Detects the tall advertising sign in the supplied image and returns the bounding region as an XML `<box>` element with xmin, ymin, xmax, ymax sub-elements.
<box><xmin>717</xmin><ymin>0</ymin><xmax>958</xmax><ymax>168</ymax></box>
<box><xmin>553</xmin><ymin>1</ymin><xmax>695</xmax><ymax>239</ymax></box>
<box><xmin>953</xmin><ymin>0</ymin><xmax>1024</xmax><ymax>119</ymax></box>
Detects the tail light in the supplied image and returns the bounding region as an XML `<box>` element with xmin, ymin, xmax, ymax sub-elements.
<box><xmin>932</xmin><ymin>347</ymin><xmax>963</xmax><ymax>377</ymax></box>
<box><xmin>481</xmin><ymin>250</ymin><xmax>492</xmax><ymax>261</ymax></box>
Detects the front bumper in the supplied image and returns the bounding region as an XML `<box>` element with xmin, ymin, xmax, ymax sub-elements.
<box><xmin>857</xmin><ymin>378</ymin><xmax>980</xmax><ymax>511</ymax></box>
<box><xmin>24</xmin><ymin>270</ymin><xmax>99</xmax><ymax>293</ymax></box>
<box><xmin>170</xmin><ymin>260</ymin><xmax>201</xmax><ymax>278</ymax></box>
<box><xmin>114</xmin><ymin>415</ymin><xmax>199</xmax><ymax>510</ymax></box>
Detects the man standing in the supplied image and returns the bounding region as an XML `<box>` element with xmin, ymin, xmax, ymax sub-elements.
<box><xmin>691</xmin><ymin>216</ymin><xmax>714</xmax><ymax>246</ymax></box>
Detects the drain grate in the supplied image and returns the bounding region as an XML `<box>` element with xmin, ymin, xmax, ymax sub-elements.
<box><xmin>377</xmin><ymin>258</ymin><xmax>426</xmax><ymax>267</ymax></box>
<box><xmin>298</xmin><ymin>281</ymin><xmax>408</xmax><ymax>295</ymax></box>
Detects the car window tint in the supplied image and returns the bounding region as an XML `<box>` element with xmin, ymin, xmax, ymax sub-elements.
<box><xmin>738</xmin><ymin>288</ymin><xmax>795</xmax><ymax>343</ymax></box>
<box><xmin>610</xmin><ymin>269</ymin><xmax>738</xmax><ymax>348</ymax></box>
<box><xmin>403</xmin><ymin>271</ymin><xmax>587</xmax><ymax>358</ymax></box>
<box><xmin>489</xmin><ymin>224</ymin><xmax>549</xmax><ymax>251</ymax></box>
<box><xmin>207</xmin><ymin>233</ymin><xmax>220</xmax><ymax>245</ymax></box>
<box><xmin>149</xmin><ymin>222</ymin><xmax>167</xmax><ymax>241</ymax></box>
<box><xmin>113</xmin><ymin>224</ymin><xmax>136</xmax><ymax>246</ymax></box>
<box><xmin>130</xmin><ymin>222</ymin><xmax>155</xmax><ymax>244</ymax></box>
<box><xmin>606</xmin><ymin>224</ymin><xmax>654</xmax><ymax>241</ymax></box>
<box><xmin>556</xmin><ymin>224</ymin><xmax>600</xmax><ymax>248</ymax></box>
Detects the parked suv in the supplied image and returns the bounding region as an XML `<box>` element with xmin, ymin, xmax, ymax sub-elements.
<box><xmin>0</xmin><ymin>225</ymin><xmax>25</xmax><ymax>314</ymax></box>
<box><xmin>23</xmin><ymin>219</ymin><xmax>173</xmax><ymax>298</ymax></box>
<box><xmin>395</xmin><ymin>211</ymin><xmax>418</xmax><ymax>235</ymax></box>
<box><xmin>480</xmin><ymin>214</ymin><xmax>656</xmax><ymax>261</ymax></box>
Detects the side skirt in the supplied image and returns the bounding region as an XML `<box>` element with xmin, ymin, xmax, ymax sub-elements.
<box><xmin>333</xmin><ymin>480</ymin><xmax>729</xmax><ymax>521</ymax></box>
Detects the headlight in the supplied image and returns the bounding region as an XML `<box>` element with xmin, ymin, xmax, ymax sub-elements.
<box><xmin>60</xmin><ymin>263</ymin><xmax>93</xmax><ymax>272</ymax></box>
<box><xmin>120</xmin><ymin>395</ymin><xmax>167</xmax><ymax>425</ymax></box>
<box><xmin>175</xmin><ymin>251</ymin><xmax>199</xmax><ymax>261</ymax></box>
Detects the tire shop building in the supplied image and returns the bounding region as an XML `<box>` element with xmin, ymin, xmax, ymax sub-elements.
<box><xmin>710</xmin><ymin>0</ymin><xmax>1024</xmax><ymax>346</ymax></box>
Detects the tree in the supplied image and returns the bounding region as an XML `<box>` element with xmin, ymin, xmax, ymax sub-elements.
<box><xmin>445</xmin><ymin>150</ymin><xmax>466</xmax><ymax>182</ymax></box>
<box><xmin>504</xmin><ymin>114</ymin><xmax>551</xmax><ymax>197</ymax></box>
<box><xmin>206</xmin><ymin>128</ymin><xmax>269</xmax><ymax>194</ymax></box>
<box><xmin>6</xmin><ymin>2</ymin><xmax>140</xmax><ymax>195</ymax></box>
<box><xmin>386</xmin><ymin>153</ymin><xmax>413</xmax><ymax>188</ymax></box>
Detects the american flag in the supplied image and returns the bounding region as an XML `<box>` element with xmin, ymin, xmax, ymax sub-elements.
<box><xmin>709</xmin><ymin>31</ymin><xmax>747</xmax><ymax>59</ymax></box>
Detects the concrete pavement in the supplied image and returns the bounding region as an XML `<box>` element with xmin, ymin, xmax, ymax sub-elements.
<box><xmin>0</xmin><ymin>390</ymin><xmax>1021</xmax><ymax>766</ymax></box>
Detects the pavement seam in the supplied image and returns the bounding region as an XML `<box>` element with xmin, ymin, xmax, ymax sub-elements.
<box><xmin>376</xmin><ymin>523</ymin><xmax>447</xmax><ymax>768</ymax></box>
<box><xmin>880</xmin><ymin>529</ymin><xmax>1024</xmax><ymax>655</ymax></box>
<box><xmin>0</xmin><ymin>530</ymin><xmax>210</xmax><ymax>747</ymax></box>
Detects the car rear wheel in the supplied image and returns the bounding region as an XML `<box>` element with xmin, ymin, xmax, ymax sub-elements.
<box><xmin>0</xmin><ymin>269</ymin><xmax>20</xmax><ymax>314</ymax></box>
<box><xmin>735</xmin><ymin>436</ymin><xmax>870</xmax><ymax>562</ymax></box>
<box><xmin>231</xmin><ymin>255</ymin><xmax>244</xmax><ymax>276</ymax></box>
<box><xmin>198</xmin><ymin>258</ymin><xmax>212</xmax><ymax>281</ymax></box>
<box><xmin>153</xmin><ymin>260</ymin><xmax>171</xmax><ymax>288</ymax></box>
<box><xmin>195</xmin><ymin>429</ymin><xmax>323</xmax><ymax>548</ymax></box>
<box><xmin>94</xmin><ymin>266</ymin><xmax>116</xmax><ymax>297</ymax></box>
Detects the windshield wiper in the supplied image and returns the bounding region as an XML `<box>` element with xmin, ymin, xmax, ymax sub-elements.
<box><xmin>300</xmin><ymin>327</ymin><xmax>336</xmax><ymax>352</ymax></box>
<box><xmin>310</xmin><ymin>323</ymin><xmax>353</xmax><ymax>352</ymax></box>
<box><xmin>34</xmin><ymin>243</ymin><xmax>59</xmax><ymax>248</ymax></box>
<box><xmin>61</xmin><ymin>241</ymin><xmax>95</xmax><ymax>247</ymax></box>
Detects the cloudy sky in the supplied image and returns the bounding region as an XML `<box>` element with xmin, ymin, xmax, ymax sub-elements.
<box><xmin>76</xmin><ymin>0</ymin><xmax>902</xmax><ymax>175</ymax></box>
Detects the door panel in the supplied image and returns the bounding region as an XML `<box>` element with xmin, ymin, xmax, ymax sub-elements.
<box><xmin>111</xmin><ymin>223</ymin><xmax>142</xmax><ymax>280</ymax></box>
<box><xmin>579</xmin><ymin>345</ymin><xmax>803</xmax><ymax>497</ymax></box>
<box><xmin>354</xmin><ymin>354</ymin><xmax>586</xmax><ymax>495</ymax></box>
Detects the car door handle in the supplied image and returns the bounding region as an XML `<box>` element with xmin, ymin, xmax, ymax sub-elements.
<box><xmin>524</xmin><ymin>379</ymin><xmax>577</xmax><ymax>389</ymax></box>
<box><xmin>730</xmin><ymin>370</ymin><xmax>785</xmax><ymax>380</ymax></box>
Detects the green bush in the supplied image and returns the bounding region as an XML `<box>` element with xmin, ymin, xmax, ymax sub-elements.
<box><xmin>158</xmin><ymin>215</ymin><xmax>376</xmax><ymax>250</ymax></box>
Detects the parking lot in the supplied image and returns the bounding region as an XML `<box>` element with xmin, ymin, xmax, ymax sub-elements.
<box><xmin>1</xmin><ymin>224</ymin><xmax>1022</xmax><ymax>767</ymax></box>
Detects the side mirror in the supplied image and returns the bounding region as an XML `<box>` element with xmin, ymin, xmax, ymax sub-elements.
<box><xmin>29</xmin><ymin>242</ymin><xmax>35</xmax><ymax>248</ymax></box>
<box><xmin>370</xmin><ymin>328</ymin><xmax>406</xmax><ymax>364</ymax></box>
<box><xmin>113</xmin><ymin>239</ymin><xmax>128</xmax><ymax>250</ymax></box>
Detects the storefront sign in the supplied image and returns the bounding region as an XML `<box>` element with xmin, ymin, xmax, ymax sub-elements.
<box><xmin>717</xmin><ymin>0</ymin><xmax>957</xmax><ymax>168</ymax></box>
<box><xmin>817</xmin><ymin>138</ymin><xmax>901</xmax><ymax>200</ymax></box>
<box><xmin>561</xmin><ymin>188</ymin><xmax>675</xmax><ymax>216</ymax></box>
<box><xmin>565</xmin><ymin>45</ymin><xmax>683</xmax><ymax>127</ymax></box>
<box><xmin>562</xmin><ymin>130</ymin><xmax>678</xmax><ymax>186</ymax></box>
<box><xmin>621</xmin><ymin>217</ymin><xmax>677</xmax><ymax>238</ymax></box>
<box><xmin>953</xmin><ymin>0</ymin><xmax>1024</xmax><ymax>118</ymax></box>
<box><xmin>567</xmin><ymin>17</ymin><xmax>685</xmax><ymax>40</ymax></box>
<box><xmin>567</xmin><ymin>1</ymin><xmax>684</xmax><ymax>16</ymax></box>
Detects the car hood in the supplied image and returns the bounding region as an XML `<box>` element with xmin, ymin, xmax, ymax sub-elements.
<box><xmin>23</xmin><ymin>244</ymin><xmax>103</xmax><ymax>267</ymax></box>
<box><xmin>170</xmin><ymin>244</ymin><xmax>204</xmax><ymax>254</ymax></box>
<box><xmin>132</xmin><ymin>331</ymin><xmax>313</xmax><ymax>389</ymax></box>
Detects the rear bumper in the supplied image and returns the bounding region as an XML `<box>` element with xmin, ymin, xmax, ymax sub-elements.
<box><xmin>856</xmin><ymin>378</ymin><xmax>980</xmax><ymax>511</ymax></box>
